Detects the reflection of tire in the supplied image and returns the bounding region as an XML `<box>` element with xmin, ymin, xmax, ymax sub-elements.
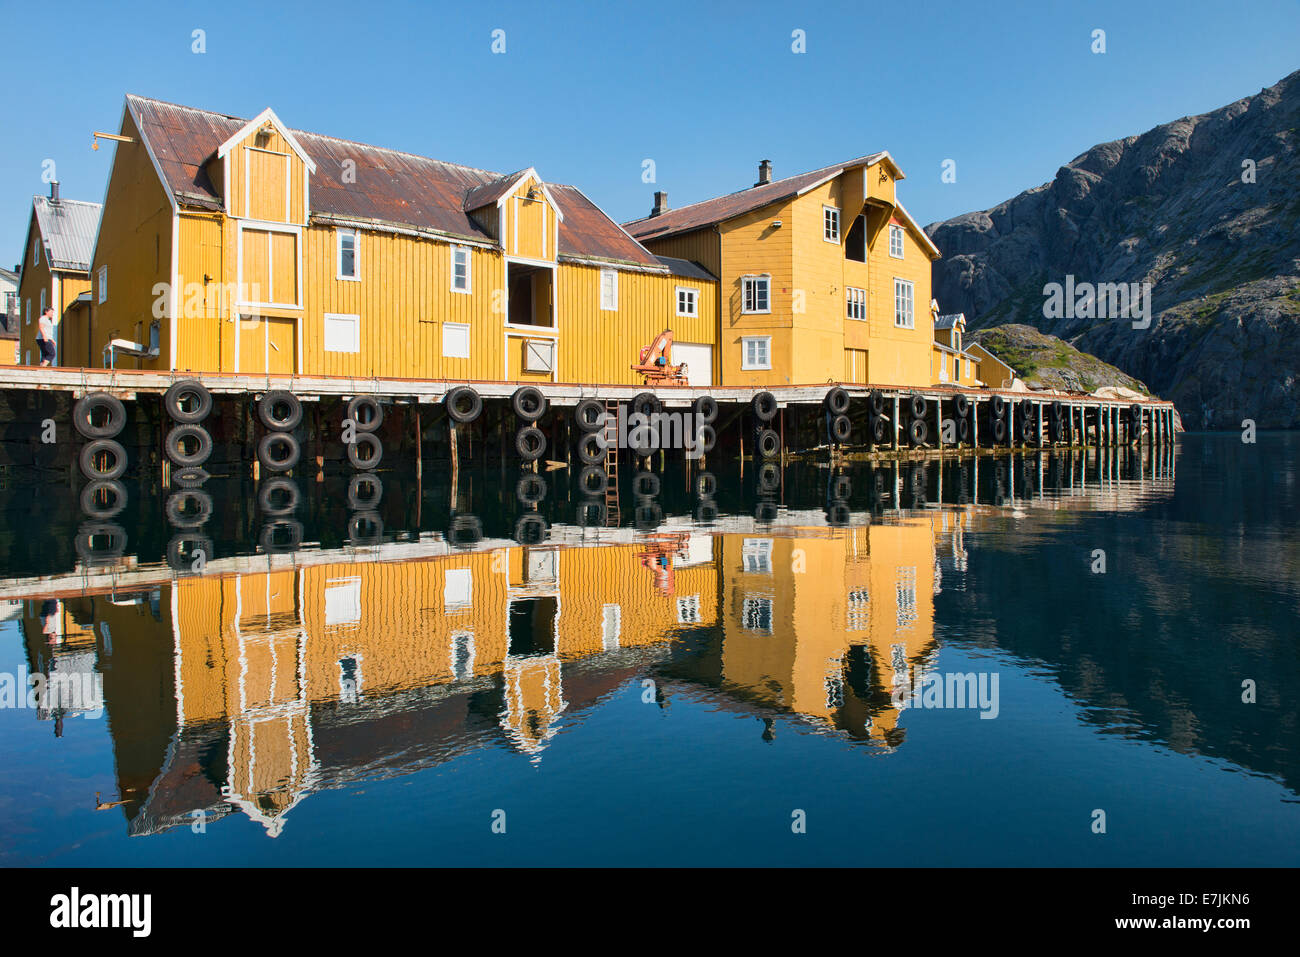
<box><xmin>165</xmin><ymin>424</ymin><xmax>213</xmax><ymax>467</ymax></box>
<box><xmin>445</xmin><ymin>387</ymin><xmax>482</xmax><ymax>423</ymax></box>
<box><xmin>826</xmin><ymin>502</ymin><xmax>851</xmax><ymax>526</ymax></box>
<box><xmin>825</xmin><ymin>387</ymin><xmax>850</xmax><ymax>415</ymax></box>
<box><xmin>347</xmin><ymin>510</ymin><xmax>384</xmax><ymax>545</ymax></box>
<box><xmin>258</xmin><ymin>390</ymin><xmax>302</xmax><ymax>431</ymax></box>
<box><xmin>752</xmin><ymin>391</ymin><xmax>777</xmax><ymax>422</ymax></box>
<box><xmin>346</xmin><ymin>432</ymin><xmax>382</xmax><ymax>470</ymax></box>
<box><xmin>577</xmin><ymin>465</ymin><xmax>608</xmax><ymax>495</ymax></box>
<box><xmin>575</xmin><ymin>398</ymin><xmax>606</xmax><ymax>432</ymax></box>
<box><xmin>511</xmin><ymin>386</ymin><xmax>548</xmax><ymax>421</ymax></box>
<box><xmin>259</xmin><ymin>432</ymin><xmax>301</xmax><ymax>472</ymax></box>
<box><xmin>164</xmin><ymin>380</ymin><xmax>212</xmax><ymax>423</ymax></box>
<box><xmin>754</xmin><ymin>500</ymin><xmax>779</xmax><ymax>523</ymax></box>
<box><xmin>908</xmin><ymin>418</ymin><xmax>928</xmax><ymax>446</ymax></box>
<box><xmin>347</xmin><ymin>395</ymin><xmax>383</xmax><ymax>432</ymax></box>
<box><xmin>73</xmin><ymin>392</ymin><xmax>127</xmax><ymax>438</ymax></box>
<box><xmin>80</xmin><ymin>439</ymin><xmax>128</xmax><ymax>480</ymax></box>
<box><xmin>514</xmin><ymin>513</ymin><xmax>548</xmax><ymax>545</ymax></box>
<box><xmin>166</xmin><ymin>534</ymin><xmax>213</xmax><ymax>572</ymax></box>
<box><xmin>516</xmin><ymin>473</ymin><xmax>547</xmax><ymax>504</ymax></box>
<box><xmin>830</xmin><ymin>475</ymin><xmax>851</xmax><ymax>500</ymax></box>
<box><xmin>694</xmin><ymin>423</ymin><xmax>716</xmax><ymax>453</ymax></box>
<box><xmin>447</xmin><ymin>514</ymin><xmax>482</xmax><ymax>548</ymax></box>
<box><xmin>259</xmin><ymin>520</ymin><xmax>304</xmax><ymax>554</ymax></box>
<box><xmin>174</xmin><ymin>467</ymin><xmax>210</xmax><ymax>488</ymax></box>
<box><xmin>829</xmin><ymin>414</ymin><xmax>852</xmax><ymax>443</ymax></box>
<box><xmin>696</xmin><ymin>472</ymin><xmax>718</xmax><ymax>497</ymax></box>
<box><xmin>693</xmin><ymin>395</ymin><xmax>719</xmax><ymax>424</ymax></box>
<box><xmin>576</xmin><ymin>431</ymin><xmax>605</xmax><ymax>465</ymax></box>
<box><xmin>165</xmin><ymin>489</ymin><xmax>213</xmax><ymax>528</ymax></box>
<box><xmin>81</xmin><ymin>479</ymin><xmax>128</xmax><ymax>520</ymax></box>
<box><xmin>515</xmin><ymin>426</ymin><xmax>546</xmax><ymax>462</ymax></box>
<box><xmin>758</xmin><ymin>463</ymin><xmax>780</xmax><ymax>493</ymax></box>
<box><xmin>633</xmin><ymin>472</ymin><xmax>660</xmax><ymax>498</ymax></box>
<box><xmin>259</xmin><ymin>477</ymin><xmax>301</xmax><ymax>516</ymax></box>
<box><xmin>346</xmin><ymin>473</ymin><xmax>383</xmax><ymax>510</ymax></box>
<box><xmin>75</xmin><ymin>522</ymin><xmax>127</xmax><ymax>565</ymax></box>
<box><xmin>577</xmin><ymin>500</ymin><xmax>606</xmax><ymax>527</ymax></box>
<box><xmin>755</xmin><ymin>428</ymin><xmax>780</xmax><ymax>458</ymax></box>
<box><xmin>634</xmin><ymin>503</ymin><xmax>663</xmax><ymax>529</ymax></box>
<box><xmin>695</xmin><ymin>500</ymin><xmax>718</xmax><ymax>524</ymax></box>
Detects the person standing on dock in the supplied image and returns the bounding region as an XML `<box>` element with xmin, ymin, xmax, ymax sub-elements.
<box><xmin>36</xmin><ymin>306</ymin><xmax>56</xmax><ymax>367</ymax></box>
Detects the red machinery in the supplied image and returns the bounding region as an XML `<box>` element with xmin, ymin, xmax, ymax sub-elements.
<box><xmin>632</xmin><ymin>328</ymin><xmax>688</xmax><ymax>385</ymax></box>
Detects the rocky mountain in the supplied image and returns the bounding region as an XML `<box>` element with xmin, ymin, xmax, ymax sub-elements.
<box><xmin>970</xmin><ymin>323</ymin><xmax>1149</xmax><ymax>394</ymax></box>
<box><xmin>927</xmin><ymin>69</ymin><xmax>1300</xmax><ymax>429</ymax></box>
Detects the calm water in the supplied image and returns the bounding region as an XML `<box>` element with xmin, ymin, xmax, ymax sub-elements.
<box><xmin>1</xmin><ymin>433</ymin><xmax>1297</xmax><ymax>866</ymax></box>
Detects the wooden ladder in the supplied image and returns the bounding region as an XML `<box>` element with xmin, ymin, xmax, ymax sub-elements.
<box><xmin>603</xmin><ymin>399</ymin><xmax>620</xmax><ymax>526</ymax></box>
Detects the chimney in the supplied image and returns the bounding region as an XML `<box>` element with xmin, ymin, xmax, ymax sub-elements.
<box><xmin>49</xmin><ymin>181</ymin><xmax>60</xmax><ymax>205</ymax></box>
<box><xmin>755</xmin><ymin>160</ymin><xmax>772</xmax><ymax>187</ymax></box>
<box><xmin>650</xmin><ymin>190</ymin><xmax>669</xmax><ymax>217</ymax></box>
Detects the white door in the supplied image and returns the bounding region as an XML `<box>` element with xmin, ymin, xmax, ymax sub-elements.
<box><xmin>673</xmin><ymin>342</ymin><xmax>713</xmax><ymax>387</ymax></box>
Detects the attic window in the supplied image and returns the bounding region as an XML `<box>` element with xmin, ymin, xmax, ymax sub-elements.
<box><xmin>337</xmin><ymin>229</ymin><xmax>360</xmax><ymax>280</ymax></box>
<box><xmin>97</xmin><ymin>266</ymin><xmax>108</xmax><ymax>304</ymax></box>
<box><xmin>823</xmin><ymin>206</ymin><xmax>840</xmax><ymax>243</ymax></box>
<box><xmin>889</xmin><ymin>224</ymin><xmax>905</xmax><ymax>259</ymax></box>
<box><xmin>600</xmin><ymin>269</ymin><xmax>618</xmax><ymax>311</ymax></box>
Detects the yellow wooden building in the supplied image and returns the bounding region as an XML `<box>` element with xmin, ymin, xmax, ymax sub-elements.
<box><xmin>80</xmin><ymin>95</ymin><xmax>716</xmax><ymax>383</ymax></box>
<box><xmin>14</xmin><ymin>186</ymin><xmax>99</xmax><ymax>367</ymax></box>
<box><xmin>930</xmin><ymin>311</ymin><xmax>983</xmax><ymax>387</ymax></box>
<box><xmin>625</xmin><ymin>156</ymin><xmax>943</xmax><ymax>388</ymax></box>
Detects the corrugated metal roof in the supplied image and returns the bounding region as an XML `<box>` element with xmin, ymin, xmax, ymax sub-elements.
<box><xmin>935</xmin><ymin>313</ymin><xmax>965</xmax><ymax>330</ymax></box>
<box><xmin>127</xmin><ymin>95</ymin><xmax>663</xmax><ymax>269</ymax></box>
<box><xmin>623</xmin><ymin>153</ymin><xmax>890</xmax><ymax>242</ymax></box>
<box><xmin>463</xmin><ymin>169</ymin><xmax>529</xmax><ymax>212</ymax></box>
<box><xmin>654</xmin><ymin>255</ymin><xmax>717</xmax><ymax>282</ymax></box>
<box><xmin>32</xmin><ymin>196</ymin><xmax>101</xmax><ymax>272</ymax></box>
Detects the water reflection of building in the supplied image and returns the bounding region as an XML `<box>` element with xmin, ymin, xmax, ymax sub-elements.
<box><xmin>18</xmin><ymin>518</ymin><xmax>948</xmax><ymax>836</ymax></box>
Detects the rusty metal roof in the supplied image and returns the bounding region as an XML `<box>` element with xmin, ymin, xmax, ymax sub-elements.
<box><xmin>32</xmin><ymin>196</ymin><xmax>101</xmax><ymax>272</ymax></box>
<box><xmin>623</xmin><ymin>153</ymin><xmax>892</xmax><ymax>242</ymax></box>
<box><xmin>127</xmin><ymin>95</ymin><xmax>664</xmax><ymax>269</ymax></box>
<box><xmin>462</xmin><ymin>170</ymin><xmax>530</xmax><ymax>212</ymax></box>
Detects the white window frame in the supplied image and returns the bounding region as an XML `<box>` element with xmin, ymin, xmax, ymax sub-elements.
<box><xmin>25</xmin><ymin>299</ymin><xmax>31</xmax><ymax>325</ymax></box>
<box><xmin>336</xmin><ymin>228</ymin><xmax>360</xmax><ymax>281</ymax></box>
<box><xmin>823</xmin><ymin>205</ymin><xmax>840</xmax><ymax>243</ymax></box>
<box><xmin>451</xmin><ymin>245</ymin><xmax>472</xmax><ymax>293</ymax></box>
<box><xmin>600</xmin><ymin>268</ymin><xmax>618</xmax><ymax>311</ymax></box>
<box><xmin>846</xmin><ymin>286</ymin><xmax>866</xmax><ymax>321</ymax></box>
<box><xmin>889</xmin><ymin>224</ymin><xmax>905</xmax><ymax>259</ymax></box>
<box><xmin>442</xmin><ymin>321</ymin><xmax>470</xmax><ymax>359</ymax></box>
<box><xmin>39</xmin><ymin>289</ymin><xmax>45</xmax><ymax>315</ymax></box>
<box><xmin>894</xmin><ymin>278</ymin><xmax>915</xmax><ymax>329</ymax></box>
<box><xmin>939</xmin><ymin>353</ymin><xmax>949</xmax><ymax>382</ymax></box>
<box><xmin>741</xmin><ymin>335</ymin><xmax>771</xmax><ymax>371</ymax></box>
<box><xmin>97</xmin><ymin>265</ymin><xmax>108</xmax><ymax>304</ymax></box>
<box><xmin>675</xmin><ymin>285</ymin><xmax>698</xmax><ymax>318</ymax></box>
<box><xmin>742</xmin><ymin>538</ymin><xmax>774</xmax><ymax>574</ymax></box>
<box><xmin>601</xmin><ymin>604</ymin><xmax>622</xmax><ymax>651</ymax></box>
<box><xmin>323</xmin><ymin>312</ymin><xmax>360</xmax><ymax>353</ymax></box>
<box><xmin>741</xmin><ymin>275</ymin><xmax>770</xmax><ymax>314</ymax></box>
<box><xmin>33</xmin><ymin>239</ymin><xmax>40</xmax><ymax>267</ymax></box>
<box><xmin>741</xmin><ymin>595</ymin><xmax>774</xmax><ymax>635</ymax></box>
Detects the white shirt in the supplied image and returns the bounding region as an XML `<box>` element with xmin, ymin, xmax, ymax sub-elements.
<box><xmin>37</xmin><ymin>315</ymin><xmax>54</xmax><ymax>340</ymax></box>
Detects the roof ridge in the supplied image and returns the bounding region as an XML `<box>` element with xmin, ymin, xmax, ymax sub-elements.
<box><xmin>33</xmin><ymin>195</ymin><xmax>102</xmax><ymax>208</ymax></box>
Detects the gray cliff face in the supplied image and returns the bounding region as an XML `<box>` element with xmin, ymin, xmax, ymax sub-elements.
<box><xmin>927</xmin><ymin>70</ymin><xmax>1300</xmax><ymax>429</ymax></box>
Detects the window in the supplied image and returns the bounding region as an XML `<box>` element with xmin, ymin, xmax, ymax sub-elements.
<box><xmin>742</xmin><ymin>275</ymin><xmax>770</xmax><ymax>314</ymax></box>
<box><xmin>896</xmin><ymin>567</ymin><xmax>917</xmax><ymax>630</ymax></box>
<box><xmin>523</xmin><ymin>338</ymin><xmax>555</xmax><ymax>373</ymax></box>
<box><xmin>823</xmin><ymin>205</ymin><xmax>840</xmax><ymax>243</ymax></box>
<box><xmin>676</xmin><ymin>286</ymin><xmax>698</xmax><ymax>317</ymax></box>
<box><xmin>33</xmin><ymin>239</ymin><xmax>39</xmax><ymax>266</ymax></box>
<box><xmin>601</xmin><ymin>604</ymin><xmax>621</xmax><ymax>651</ymax></box>
<box><xmin>939</xmin><ymin>353</ymin><xmax>949</xmax><ymax>382</ymax></box>
<box><xmin>442</xmin><ymin>322</ymin><xmax>470</xmax><ymax>359</ymax></box>
<box><xmin>325</xmin><ymin>577</ymin><xmax>362</xmax><ymax>625</ymax></box>
<box><xmin>741</xmin><ymin>336</ymin><xmax>771</xmax><ymax>370</ymax></box>
<box><xmin>337</xmin><ymin>229</ymin><xmax>360</xmax><ymax>280</ymax></box>
<box><xmin>677</xmin><ymin>595</ymin><xmax>702</xmax><ymax>624</ymax></box>
<box><xmin>323</xmin><ymin>313</ymin><xmax>360</xmax><ymax>353</ymax></box>
<box><xmin>338</xmin><ymin>655</ymin><xmax>362</xmax><ymax>704</ymax></box>
<box><xmin>847</xmin><ymin>589</ymin><xmax>870</xmax><ymax>631</ymax></box>
<box><xmin>450</xmin><ymin>631</ymin><xmax>475</xmax><ymax>680</ymax></box>
<box><xmin>451</xmin><ymin>246</ymin><xmax>471</xmax><ymax>293</ymax></box>
<box><xmin>742</xmin><ymin>538</ymin><xmax>774</xmax><ymax>574</ymax></box>
<box><xmin>845</xmin><ymin>214</ymin><xmax>867</xmax><ymax>262</ymax></box>
<box><xmin>443</xmin><ymin>568</ymin><xmax>472</xmax><ymax>612</ymax></box>
<box><xmin>965</xmin><ymin>357</ymin><xmax>974</xmax><ymax>380</ymax></box>
<box><xmin>97</xmin><ymin>266</ymin><xmax>108</xmax><ymax>303</ymax></box>
<box><xmin>889</xmin><ymin>224</ymin><xmax>904</xmax><ymax>259</ymax></box>
<box><xmin>846</xmin><ymin>287</ymin><xmax>866</xmax><ymax>321</ymax></box>
<box><xmin>25</xmin><ymin>299</ymin><xmax>30</xmax><ymax>325</ymax></box>
<box><xmin>600</xmin><ymin>268</ymin><xmax>618</xmax><ymax>311</ymax></box>
<box><xmin>741</xmin><ymin>596</ymin><xmax>773</xmax><ymax>635</ymax></box>
<box><xmin>39</xmin><ymin>289</ymin><xmax>45</xmax><ymax>315</ymax></box>
<box><xmin>894</xmin><ymin>278</ymin><xmax>914</xmax><ymax>328</ymax></box>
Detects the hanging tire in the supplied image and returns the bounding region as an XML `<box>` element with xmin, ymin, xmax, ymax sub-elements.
<box><xmin>514</xmin><ymin>513</ymin><xmax>548</xmax><ymax>545</ymax></box>
<box><xmin>909</xmin><ymin>418</ymin><xmax>928</xmax><ymax>446</ymax></box>
<box><xmin>166</xmin><ymin>534</ymin><xmax>213</xmax><ymax>572</ymax></box>
<box><xmin>577</xmin><ymin>431</ymin><xmax>606</xmax><ymax>466</ymax></box>
<box><xmin>825</xmin><ymin>387</ymin><xmax>850</xmax><ymax>415</ymax></box>
<box><xmin>577</xmin><ymin>465</ymin><xmax>608</xmax><ymax>495</ymax></box>
<box><xmin>752</xmin><ymin>391</ymin><xmax>778</xmax><ymax>422</ymax></box>
<box><xmin>447</xmin><ymin>514</ymin><xmax>482</xmax><ymax>548</ymax></box>
<box><xmin>80</xmin><ymin>480</ymin><xmax>128</xmax><ymax>520</ymax></box>
<box><xmin>257</xmin><ymin>390</ymin><xmax>302</xmax><ymax>431</ymax></box>
<box><xmin>871</xmin><ymin>416</ymin><xmax>889</xmax><ymax>445</ymax></box>
<box><xmin>631</xmin><ymin>392</ymin><xmax>661</xmax><ymax>417</ymax></box>
<box><xmin>75</xmin><ymin>522</ymin><xmax>127</xmax><ymax>566</ymax></box>
<box><xmin>258</xmin><ymin>477</ymin><xmax>301</xmax><ymax>516</ymax></box>
<box><xmin>575</xmin><ymin>398</ymin><xmax>606</xmax><ymax>432</ymax></box>
<box><xmin>516</xmin><ymin>473</ymin><xmax>548</xmax><ymax>505</ymax></box>
<box><xmin>953</xmin><ymin>393</ymin><xmax>970</xmax><ymax>418</ymax></box>
<box><xmin>259</xmin><ymin>520</ymin><xmax>303</xmax><ymax>554</ymax></box>
<box><xmin>512</xmin><ymin>386</ymin><xmax>548</xmax><ymax>421</ymax></box>
<box><xmin>991</xmin><ymin>395</ymin><xmax>1007</xmax><ymax>419</ymax></box>
<box><xmin>868</xmin><ymin>390</ymin><xmax>885</xmax><ymax>417</ymax></box>
<box><xmin>992</xmin><ymin>418</ymin><xmax>1008</xmax><ymax>443</ymax></box>
<box><xmin>80</xmin><ymin>439</ymin><xmax>128</xmax><ymax>480</ymax></box>
<box><xmin>444</xmin><ymin>386</ymin><xmax>482</xmax><ymax>423</ymax></box>
<box><xmin>634</xmin><ymin>472</ymin><xmax>660</xmax><ymax>498</ymax></box>
<box><xmin>693</xmin><ymin>395</ymin><xmax>719</xmax><ymax>424</ymax></box>
<box><xmin>165</xmin><ymin>489</ymin><xmax>213</xmax><ymax>528</ymax></box>
<box><xmin>758</xmin><ymin>462</ymin><xmax>781</xmax><ymax>493</ymax></box>
<box><xmin>756</xmin><ymin>428</ymin><xmax>781</xmax><ymax>458</ymax></box>
<box><xmin>347</xmin><ymin>473</ymin><xmax>383</xmax><ymax>510</ymax></box>
<box><xmin>165</xmin><ymin>423</ymin><xmax>213</xmax><ymax>467</ymax></box>
<box><xmin>696</xmin><ymin>472</ymin><xmax>718</xmax><ymax>497</ymax></box>
<box><xmin>957</xmin><ymin>418</ymin><xmax>970</xmax><ymax>443</ymax></box>
<box><xmin>347</xmin><ymin>511</ymin><xmax>384</xmax><ymax>546</ymax></box>
<box><xmin>515</xmin><ymin>426</ymin><xmax>546</xmax><ymax>462</ymax></box>
<box><xmin>1129</xmin><ymin>403</ymin><xmax>1143</xmax><ymax>423</ymax></box>
<box><xmin>259</xmin><ymin>432</ymin><xmax>301</xmax><ymax>472</ymax></box>
<box><xmin>909</xmin><ymin>394</ymin><xmax>927</xmax><ymax>419</ymax></box>
<box><xmin>1051</xmin><ymin>400</ymin><xmax>1064</xmax><ymax>418</ymax></box>
<box><xmin>164</xmin><ymin>380</ymin><xmax>212</xmax><ymax>423</ymax></box>
<box><xmin>72</xmin><ymin>392</ymin><xmax>127</xmax><ymax>439</ymax></box>
<box><xmin>347</xmin><ymin>395</ymin><xmax>383</xmax><ymax>432</ymax></box>
<box><xmin>346</xmin><ymin>432</ymin><xmax>382</xmax><ymax>470</ymax></box>
<box><xmin>829</xmin><ymin>413</ymin><xmax>852</xmax><ymax>443</ymax></box>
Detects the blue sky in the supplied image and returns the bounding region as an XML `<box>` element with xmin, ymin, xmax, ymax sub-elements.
<box><xmin>4</xmin><ymin>0</ymin><xmax>1297</xmax><ymax>268</ymax></box>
